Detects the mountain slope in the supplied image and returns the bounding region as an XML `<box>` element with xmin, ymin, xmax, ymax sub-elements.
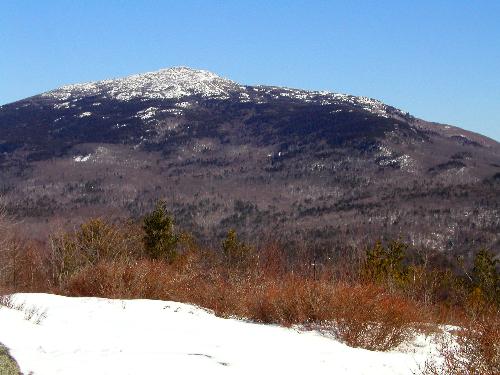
<box><xmin>0</xmin><ymin>67</ymin><xmax>499</xmax><ymax>255</ymax></box>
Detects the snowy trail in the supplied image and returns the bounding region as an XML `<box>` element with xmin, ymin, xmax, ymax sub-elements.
<box><xmin>0</xmin><ymin>294</ymin><xmax>433</xmax><ymax>374</ymax></box>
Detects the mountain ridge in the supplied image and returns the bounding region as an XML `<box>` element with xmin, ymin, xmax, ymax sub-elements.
<box><xmin>5</xmin><ymin>66</ymin><xmax>497</xmax><ymax>148</ymax></box>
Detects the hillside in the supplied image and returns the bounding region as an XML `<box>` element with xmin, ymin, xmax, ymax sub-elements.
<box><xmin>0</xmin><ymin>293</ymin><xmax>436</xmax><ymax>375</ymax></box>
<box><xmin>0</xmin><ymin>67</ymin><xmax>499</xmax><ymax>254</ymax></box>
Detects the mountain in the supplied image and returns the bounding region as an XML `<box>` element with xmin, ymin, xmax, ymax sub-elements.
<box><xmin>0</xmin><ymin>67</ymin><xmax>499</xmax><ymax>255</ymax></box>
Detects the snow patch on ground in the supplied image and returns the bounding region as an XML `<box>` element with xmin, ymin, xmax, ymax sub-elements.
<box><xmin>192</xmin><ymin>140</ymin><xmax>215</xmax><ymax>153</ymax></box>
<box><xmin>73</xmin><ymin>154</ymin><xmax>91</xmax><ymax>162</ymax></box>
<box><xmin>72</xmin><ymin>147</ymin><xmax>113</xmax><ymax>164</ymax></box>
<box><xmin>53</xmin><ymin>102</ymin><xmax>70</xmax><ymax>109</ymax></box>
<box><xmin>0</xmin><ymin>293</ymin><xmax>437</xmax><ymax>375</ymax></box>
<box><xmin>135</xmin><ymin>107</ymin><xmax>158</xmax><ymax>120</ymax></box>
<box><xmin>164</xmin><ymin>108</ymin><xmax>183</xmax><ymax>116</ymax></box>
<box><xmin>376</xmin><ymin>145</ymin><xmax>417</xmax><ymax>172</ymax></box>
<box><xmin>175</xmin><ymin>101</ymin><xmax>192</xmax><ymax>108</ymax></box>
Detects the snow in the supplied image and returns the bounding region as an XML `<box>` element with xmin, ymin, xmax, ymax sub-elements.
<box><xmin>175</xmin><ymin>101</ymin><xmax>192</xmax><ymax>108</ymax></box>
<box><xmin>238</xmin><ymin>92</ymin><xmax>251</xmax><ymax>102</ymax></box>
<box><xmin>73</xmin><ymin>154</ymin><xmax>91</xmax><ymax>162</ymax></box>
<box><xmin>40</xmin><ymin>66</ymin><xmax>406</xmax><ymax>120</ymax></box>
<box><xmin>135</xmin><ymin>107</ymin><xmax>158</xmax><ymax>120</ymax></box>
<box><xmin>0</xmin><ymin>293</ymin><xmax>436</xmax><ymax>375</ymax></box>
<box><xmin>192</xmin><ymin>140</ymin><xmax>214</xmax><ymax>153</ymax></box>
<box><xmin>164</xmin><ymin>108</ymin><xmax>183</xmax><ymax>115</ymax></box>
<box><xmin>375</xmin><ymin>145</ymin><xmax>417</xmax><ymax>172</ymax></box>
<box><xmin>53</xmin><ymin>102</ymin><xmax>70</xmax><ymax>109</ymax></box>
<box><xmin>43</xmin><ymin>67</ymin><xmax>241</xmax><ymax>102</ymax></box>
<box><xmin>250</xmin><ymin>85</ymin><xmax>396</xmax><ymax>118</ymax></box>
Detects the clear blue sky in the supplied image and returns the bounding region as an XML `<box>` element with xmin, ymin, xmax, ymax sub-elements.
<box><xmin>1</xmin><ymin>0</ymin><xmax>499</xmax><ymax>141</ymax></box>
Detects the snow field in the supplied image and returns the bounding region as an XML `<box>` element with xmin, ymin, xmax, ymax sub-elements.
<box><xmin>0</xmin><ymin>294</ymin><xmax>436</xmax><ymax>374</ymax></box>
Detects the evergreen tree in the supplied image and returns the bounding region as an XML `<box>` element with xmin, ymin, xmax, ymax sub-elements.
<box><xmin>143</xmin><ymin>202</ymin><xmax>178</xmax><ymax>262</ymax></box>
<box><xmin>363</xmin><ymin>241</ymin><xmax>387</xmax><ymax>282</ymax></box>
<box><xmin>386</xmin><ymin>240</ymin><xmax>408</xmax><ymax>283</ymax></box>
<box><xmin>222</xmin><ymin>229</ymin><xmax>249</xmax><ymax>265</ymax></box>
<box><xmin>363</xmin><ymin>240</ymin><xmax>408</xmax><ymax>286</ymax></box>
<box><xmin>472</xmin><ymin>249</ymin><xmax>499</xmax><ymax>305</ymax></box>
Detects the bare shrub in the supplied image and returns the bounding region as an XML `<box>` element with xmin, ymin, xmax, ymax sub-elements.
<box><xmin>419</xmin><ymin>311</ymin><xmax>500</xmax><ymax>375</ymax></box>
<box><xmin>12</xmin><ymin>242</ymin><xmax>53</xmax><ymax>291</ymax></box>
<box><xmin>256</xmin><ymin>243</ymin><xmax>289</xmax><ymax>278</ymax></box>
<box><xmin>50</xmin><ymin>218</ymin><xmax>143</xmax><ymax>283</ymax></box>
<box><xmin>0</xmin><ymin>293</ymin><xmax>48</xmax><ymax>324</ymax></box>
<box><xmin>0</xmin><ymin>295</ymin><xmax>25</xmax><ymax>312</ymax></box>
<box><xmin>325</xmin><ymin>284</ymin><xmax>424</xmax><ymax>351</ymax></box>
<box><xmin>244</xmin><ymin>276</ymin><xmax>333</xmax><ymax>325</ymax></box>
<box><xmin>23</xmin><ymin>305</ymin><xmax>48</xmax><ymax>324</ymax></box>
<box><xmin>64</xmin><ymin>259</ymin><xmax>185</xmax><ymax>300</ymax></box>
<box><xmin>0</xmin><ymin>204</ymin><xmax>53</xmax><ymax>292</ymax></box>
<box><xmin>0</xmin><ymin>295</ymin><xmax>14</xmax><ymax>309</ymax></box>
<box><xmin>0</xmin><ymin>206</ymin><xmax>22</xmax><ymax>287</ymax></box>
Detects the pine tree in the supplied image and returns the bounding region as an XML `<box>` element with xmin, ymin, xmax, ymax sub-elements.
<box><xmin>363</xmin><ymin>241</ymin><xmax>387</xmax><ymax>282</ymax></box>
<box><xmin>222</xmin><ymin>229</ymin><xmax>249</xmax><ymax>266</ymax></box>
<box><xmin>363</xmin><ymin>240</ymin><xmax>408</xmax><ymax>286</ymax></box>
<box><xmin>386</xmin><ymin>240</ymin><xmax>408</xmax><ymax>284</ymax></box>
<box><xmin>472</xmin><ymin>249</ymin><xmax>499</xmax><ymax>306</ymax></box>
<box><xmin>143</xmin><ymin>202</ymin><xmax>178</xmax><ymax>262</ymax></box>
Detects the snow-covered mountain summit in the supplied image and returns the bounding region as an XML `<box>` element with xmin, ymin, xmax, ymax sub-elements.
<box><xmin>42</xmin><ymin>66</ymin><xmax>243</xmax><ymax>102</ymax></box>
<box><xmin>38</xmin><ymin>66</ymin><xmax>404</xmax><ymax>119</ymax></box>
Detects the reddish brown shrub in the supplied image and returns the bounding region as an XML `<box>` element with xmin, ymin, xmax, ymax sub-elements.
<box><xmin>12</xmin><ymin>242</ymin><xmax>53</xmax><ymax>291</ymax></box>
<box><xmin>65</xmin><ymin>260</ymin><xmax>171</xmax><ymax>299</ymax></box>
<box><xmin>243</xmin><ymin>276</ymin><xmax>335</xmax><ymax>326</ymax></box>
<box><xmin>0</xmin><ymin>235</ymin><xmax>52</xmax><ymax>292</ymax></box>
<box><xmin>62</xmin><ymin>256</ymin><xmax>426</xmax><ymax>352</ymax></box>
<box><xmin>325</xmin><ymin>284</ymin><xmax>424</xmax><ymax>351</ymax></box>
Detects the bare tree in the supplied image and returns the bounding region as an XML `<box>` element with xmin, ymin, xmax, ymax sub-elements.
<box><xmin>0</xmin><ymin>200</ymin><xmax>21</xmax><ymax>288</ymax></box>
